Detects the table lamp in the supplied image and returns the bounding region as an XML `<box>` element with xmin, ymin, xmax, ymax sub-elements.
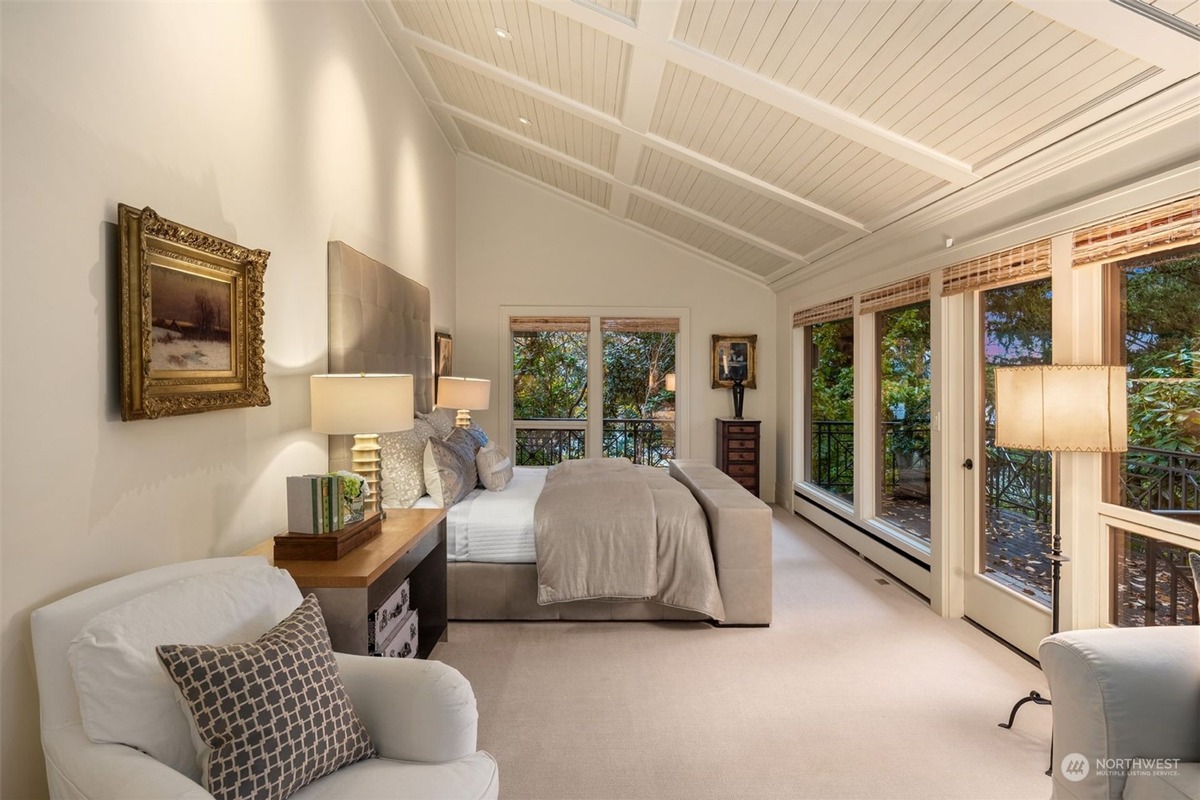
<box><xmin>993</xmin><ymin>364</ymin><xmax>1126</xmax><ymax>762</ymax></box>
<box><xmin>311</xmin><ymin>373</ymin><xmax>414</xmax><ymax>513</ymax></box>
<box><xmin>436</xmin><ymin>376</ymin><xmax>490</xmax><ymax>427</ymax></box>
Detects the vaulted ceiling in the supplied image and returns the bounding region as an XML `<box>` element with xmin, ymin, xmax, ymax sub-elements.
<box><xmin>369</xmin><ymin>0</ymin><xmax>1200</xmax><ymax>286</ymax></box>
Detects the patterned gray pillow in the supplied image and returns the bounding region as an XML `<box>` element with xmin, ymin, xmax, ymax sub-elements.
<box><xmin>380</xmin><ymin>418</ymin><xmax>436</xmax><ymax>507</ymax></box>
<box><xmin>423</xmin><ymin>429</ymin><xmax>480</xmax><ymax>507</ymax></box>
<box><xmin>417</xmin><ymin>409</ymin><xmax>456</xmax><ymax>440</ymax></box>
<box><xmin>464</xmin><ymin>421</ymin><xmax>489</xmax><ymax>448</ymax></box>
<box><xmin>156</xmin><ymin>595</ymin><xmax>375</xmax><ymax>800</ymax></box>
<box><xmin>476</xmin><ymin>442</ymin><xmax>513</xmax><ymax>491</ymax></box>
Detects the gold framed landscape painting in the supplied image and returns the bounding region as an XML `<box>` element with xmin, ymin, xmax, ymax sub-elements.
<box><xmin>118</xmin><ymin>204</ymin><xmax>271</xmax><ymax>420</ymax></box>
<box><xmin>711</xmin><ymin>334</ymin><xmax>757</xmax><ymax>389</ymax></box>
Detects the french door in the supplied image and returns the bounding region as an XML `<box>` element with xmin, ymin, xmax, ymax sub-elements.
<box><xmin>961</xmin><ymin>279</ymin><xmax>1054</xmax><ymax>655</ymax></box>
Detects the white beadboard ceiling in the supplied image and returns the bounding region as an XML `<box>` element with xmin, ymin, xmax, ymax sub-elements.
<box><xmin>373</xmin><ymin>0</ymin><xmax>1200</xmax><ymax>285</ymax></box>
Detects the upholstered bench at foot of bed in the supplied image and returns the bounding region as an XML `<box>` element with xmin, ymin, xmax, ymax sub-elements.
<box><xmin>669</xmin><ymin>459</ymin><xmax>773</xmax><ymax>626</ymax></box>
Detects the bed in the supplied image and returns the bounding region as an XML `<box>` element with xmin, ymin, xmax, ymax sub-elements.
<box><xmin>327</xmin><ymin>241</ymin><xmax>772</xmax><ymax>625</ymax></box>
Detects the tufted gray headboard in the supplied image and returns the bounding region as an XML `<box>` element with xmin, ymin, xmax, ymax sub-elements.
<box><xmin>327</xmin><ymin>241</ymin><xmax>433</xmax><ymax>468</ymax></box>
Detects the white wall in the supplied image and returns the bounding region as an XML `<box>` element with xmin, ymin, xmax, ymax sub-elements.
<box><xmin>0</xmin><ymin>3</ymin><xmax>455</xmax><ymax>796</ymax></box>
<box><xmin>455</xmin><ymin>158</ymin><xmax>777</xmax><ymax>498</ymax></box>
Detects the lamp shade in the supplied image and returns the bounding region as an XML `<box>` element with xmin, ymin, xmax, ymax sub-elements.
<box><xmin>310</xmin><ymin>374</ymin><xmax>414</xmax><ymax>434</ymax></box>
<box><xmin>994</xmin><ymin>365</ymin><xmax>1127</xmax><ymax>453</ymax></box>
<box><xmin>665</xmin><ymin>373</ymin><xmax>676</xmax><ymax>392</ymax></box>
<box><xmin>436</xmin><ymin>376</ymin><xmax>490</xmax><ymax>410</ymax></box>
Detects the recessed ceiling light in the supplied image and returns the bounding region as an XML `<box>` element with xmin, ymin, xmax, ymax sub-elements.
<box><xmin>518</xmin><ymin>116</ymin><xmax>532</xmax><ymax>126</ymax></box>
<box><xmin>494</xmin><ymin>27</ymin><xmax>511</xmax><ymax>40</ymax></box>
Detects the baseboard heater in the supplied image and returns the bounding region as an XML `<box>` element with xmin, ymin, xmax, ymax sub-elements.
<box><xmin>793</xmin><ymin>491</ymin><xmax>931</xmax><ymax>572</ymax></box>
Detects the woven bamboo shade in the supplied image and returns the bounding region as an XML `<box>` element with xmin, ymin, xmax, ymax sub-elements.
<box><xmin>509</xmin><ymin>316</ymin><xmax>590</xmax><ymax>333</ymax></box>
<box><xmin>941</xmin><ymin>239</ymin><xmax>1051</xmax><ymax>296</ymax></box>
<box><xmin>792</xmin><ymin>297</ymin><xmax>854</xmax><ymax>328</ymax></box>
<box><xmin>1072</xmin><ymin>195</ymin><xmax>1200</xmax><ymax>268</ymax></box>
<box><xmin>601</xmin><ymin>317</ymin><xmax>680</xmax><ymax>333</ymax></box>
<box><xmin>859</xmin><ymin>275</ymin><xmax>931</xmax><ymax>315</ymax></box>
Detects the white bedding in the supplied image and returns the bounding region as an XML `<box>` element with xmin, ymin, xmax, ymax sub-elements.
<box><xmin>413</xmin><ymin>466</ymin><xmax>545</xmax><ymax>563</ymax></box>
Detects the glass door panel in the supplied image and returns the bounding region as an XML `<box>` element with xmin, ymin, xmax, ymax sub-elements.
<box><xmin>877</xmin><ymin>302</ymin><xmax>932</xmax><ymax>541</ymax></box>
<box><xmin>601</xmin><ymin>328</ymin><xmax>677</xmax><ymax>466</ymax></box>
<box><xmin>512</xmin><ymin>327</ymin><xmax>588</xmax><ymax>465</ymax></box>
<box><xmin>981</xmin><ymin>280</ymin><xmax>1054</xmax><ymax>605</ymax></box>
<box><xmin>808</xmin><ymin>317</ymin><xmax>855</xmax><ymax>501</ymax></box>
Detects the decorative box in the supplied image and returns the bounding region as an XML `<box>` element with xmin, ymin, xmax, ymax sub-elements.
<box><xmin>367</xmin><ymin>579</ymin><xmax>410</xmax><ymax>653</ymax></box>
<box><xmin>372</xmin><ymin>608</ymin><xmax>418</xmax><ymax>659</ymax></box>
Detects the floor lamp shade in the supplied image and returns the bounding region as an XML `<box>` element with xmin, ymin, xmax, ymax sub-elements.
<box><xmin>436</xmin><ymin>376</ymin><xmax>490</xmax><ymax>427</ymax></box>
<box><xmin>994</xmin><ymin>365</ymin><xmax>1128</xmax><ymax>453</ymax></box>
<box><xmin>310</xmin><ymin>374</ymin><xmax>415</xmax><ymax>435</ymax></box>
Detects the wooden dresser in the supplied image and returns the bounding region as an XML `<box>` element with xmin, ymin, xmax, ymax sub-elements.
<box><xmin>716</xmin><ymin>418</ymin><xmax>761</xmax><ymax>496</ymax></box>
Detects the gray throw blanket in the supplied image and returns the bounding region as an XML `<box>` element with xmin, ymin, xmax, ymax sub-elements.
<box><xmin>534</xmin><ymin>458</ymin><xmax>726</xmax><ymax>621</ymax></box>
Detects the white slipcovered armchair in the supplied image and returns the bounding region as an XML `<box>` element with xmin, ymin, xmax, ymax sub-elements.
<box><xmin>31</xmin><ymin>556</ymin><xmax>499</xmax><ymax>800</ymax></box>
<box><xmin>1040</xmin><ymin>626</ymin><xmax>1199</xmax><ymax>800</ymax></box>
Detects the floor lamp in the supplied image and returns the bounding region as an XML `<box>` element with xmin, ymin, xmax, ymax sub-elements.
<box><xmin>311</xmin><ymin>374</ymin><xmax>415</xmax><ymax>514</ymax></box>
<box><xmin>993</xmin><ymin>365</ymin><xmax>1127</xmax><ymax>772</ymax></box>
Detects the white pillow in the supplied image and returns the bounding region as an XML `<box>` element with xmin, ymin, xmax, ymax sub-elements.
<box><xmin>67</xmin><ymin>564</ymin><xmax>303</xmax><ymax>782</ymax></box>
<box><xmin>476</xmin><ymin>441</ymin><xmax>514</xmax><ymax>491</ymax></box>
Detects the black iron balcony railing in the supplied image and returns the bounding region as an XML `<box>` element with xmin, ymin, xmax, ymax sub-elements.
<box><xmin>1122</xmin><ymin>447</ymin><xmax>1200</xmax><ymax>516</ymax></box>
<box><xmin>513</xmin><ymin>418</ymin><xmax>675</xmax><ymax>467</ymax></box>
<box><xmin>514</xmin><ymin>421</ymin><xmax>585</xmax><ymax>467</ymax></box>
<box><xmin>811</xmin><ymin>420</ymin><xmax>854</xmax><ymax>497</ymax></box>
<box><xmin>603</xmin><ymin>418</ymin><xmax>675</xmax><ymax>467</ymax></box>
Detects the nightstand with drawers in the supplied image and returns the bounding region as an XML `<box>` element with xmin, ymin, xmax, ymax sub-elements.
<box><xmin>716</xmin><ymin>417</ymin><xmax>761</xmax><ymax>496</ymax></box>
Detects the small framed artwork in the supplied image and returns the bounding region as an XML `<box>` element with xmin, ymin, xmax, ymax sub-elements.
<box><xmin>118</xmin><ymin>204</ymin><xmax>271</xmax><ymax>420</ymax></box>
<box><xmin>711</xmin><ymin>334</ymin><xmax>757</xmax><ymax>389</ymax></box>
<box><xmin>434</xmin><ymin>332</ymin><xmax>453</xmax><ymax>403</ymax></box>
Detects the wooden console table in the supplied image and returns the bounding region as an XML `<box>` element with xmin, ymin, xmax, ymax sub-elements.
<box><xmin>245</xmin><ymin>507</ymin><xmax>448</xmax><ymax>659</ymax></box>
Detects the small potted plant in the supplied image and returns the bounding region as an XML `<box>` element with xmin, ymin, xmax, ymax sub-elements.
<box><xmin>333</xmin><ymin>470</ymin><xmax>368</xmax><ymax>524</ymax></box>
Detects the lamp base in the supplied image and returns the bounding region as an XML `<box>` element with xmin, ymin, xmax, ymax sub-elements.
<box><xmin>454</xmin><ymin>409</ymin><xmax>472</xmax><ymax>428</ymax></box>
<box><xmin>351</xmin><ymin>433</ymin><xmax>381</xmax><ymax>514</ymax></box>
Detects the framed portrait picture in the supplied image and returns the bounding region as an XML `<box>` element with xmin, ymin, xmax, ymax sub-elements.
<box><xmin>434</xmin><ymin>332</ymin><xmax>453</xmax><ymax>403</ymax></box>
<box><xmin>118</xmin><ymin>204</ymin><xmax>271</xmax><ymax>420</ymax></box>
<box><xmin>711</xmin><ymin>334</ymin><xmax>757</xmax><ymax>389</ymax></box>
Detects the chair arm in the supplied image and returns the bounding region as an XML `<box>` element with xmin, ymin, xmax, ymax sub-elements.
<box><xmin>1040</xmin><ymin>626</ymin><xmax>1200</xmax><ymax>800</ymax></box>
<box><xmin>335</xmin><ymin>654</ymin><xmax>478</xmax><ymax>763</ymax></box>
<box><xmin>42</xmin><ymin>723</ymin><xmax>211</xmax><ymax>800</ymax></box>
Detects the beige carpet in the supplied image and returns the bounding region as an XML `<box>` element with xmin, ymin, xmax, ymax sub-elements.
<box><xmin>431</xmin><ymin>507</ymin><xmax>1053</xmax><ymax>800</ymax></box>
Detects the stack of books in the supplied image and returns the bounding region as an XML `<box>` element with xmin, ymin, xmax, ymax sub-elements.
<box><xmin>286</xmin><ymin>474</ymin><xmax>347</xmax><ymax>534</ymax></box>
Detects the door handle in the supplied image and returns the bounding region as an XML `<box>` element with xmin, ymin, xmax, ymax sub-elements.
<box><xmin>962</xmin><ymin>458</ymin><xmax>974</xmax><ymax>470</ymax></box>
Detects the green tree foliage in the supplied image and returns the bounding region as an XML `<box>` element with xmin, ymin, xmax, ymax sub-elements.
<box><xmin>512</xmin><ymin>330</ymin><xmax>676</xmax><ymax>421</ymax></box>
<box><xmin>879</xmin><ymin>304</ymin><xmax>931</xmax><ymax>424</ymax></box>
<box><xmin>512</xmin><ymin>331</ymin><xmax>588</xmax><ymax>419</ymax></box>
<box><xmin>1123</xmin><ymin>255</ymin><xmax>1200</xmax><ymax>453</ymax></box>
<box><xmin>809</xmin><ymin>318</ymin><xmax>854</xmax><ymax>422</ymax></box>
<box><xmin>602</xmin><ymin>332</ymin><xmax>675</xmax><ymax>419</ymax></box>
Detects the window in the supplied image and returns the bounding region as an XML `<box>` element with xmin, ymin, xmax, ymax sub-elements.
<box><xmin>981</xmin><ymin>279</ymin><xmax>1054</xmax><ymax>605</ymax></box>
<box><xmin>601</xmin><ymin>318</ymin><xmax>677</xmax><ymax>467</ymax></box>
<box><xmin>1108</xmin><ymin>248</ymin><xmax>1200</xmax><ymax>521</ymax></box>
<box><xmin>877</xmin><ymin>302</ymin><xmax>931</xmax><ymax>541</ymax></box>
<box><xmin>510</xmin><ymin>314</ymin><xmax>679</xmax><ymax>467</ymax></box>
<box><xmin>1112</xmin><ymin>528</ymin><xmax>1199</xmax><ymax>626</ymax></box>
<box><xmin>511</xmin><ymin>317</ymin><xmax>588</xmax><ymax>466</ymax></box>
<box><xmin>808</xmin><ymin>316</ymin><xmax>855</xmax><ymax>501</ymax></box>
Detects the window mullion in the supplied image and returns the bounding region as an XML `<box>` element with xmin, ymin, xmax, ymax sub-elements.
<box><xmin>586</xmin><ymin>316</ymin><xmax>603</xmax><ymax>458</ymax></box>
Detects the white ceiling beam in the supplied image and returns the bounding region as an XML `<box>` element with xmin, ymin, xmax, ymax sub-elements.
<box><xmin>530</xmin><ymin>0</ymin><xmax>978</xmax><ymax>186</ymax></box>
<box><xmin>439</xmin><ymin>102</ymin><xmax>811</xmax><ymax>265</ymax></box>
<box><xmin>1015</xmin><ymin>0</ymin><xmax>1200</xmax><ymax>74</ymax></box>
<box><xmin>393</xmin><ymin>26</ymin><xmax>866</xmax><ymax>232</ymax></box>
<box><xmin>642</xmin><ymin>133</ymin><xmax>868</xmax><ymax>233</ymax></box>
